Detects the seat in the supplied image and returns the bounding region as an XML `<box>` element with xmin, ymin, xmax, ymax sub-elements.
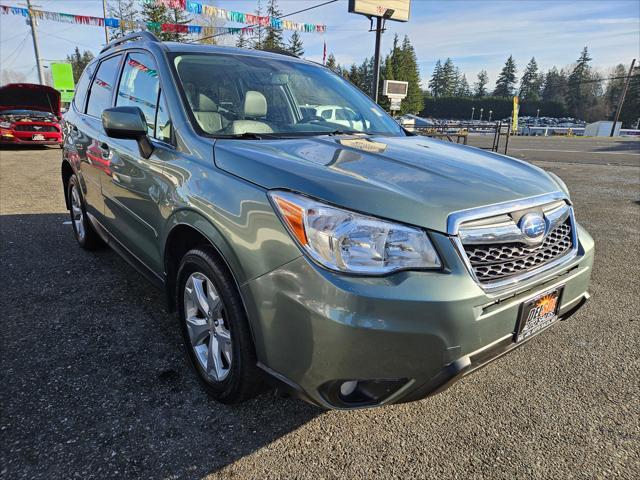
<box><xmin>194</xmin><ymin>93</ymin><xmax>224</xmax><ymax>133</ymax></box>
<box><xmin>229</xmin><ymin>91</ymin><xmax>273</xmax><ymax>135</ymax></box>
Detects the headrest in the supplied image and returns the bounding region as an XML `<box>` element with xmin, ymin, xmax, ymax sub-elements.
<box><xmin>243</xmin><ymin>90</ymin><xmax>267</xmax><ymax>118</ymax></box>
<box><xmin>198</xmin><ymin>93</ymin><xmax>217</xmax><ymax>111</ymax></box>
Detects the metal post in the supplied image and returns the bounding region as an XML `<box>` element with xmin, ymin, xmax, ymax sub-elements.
<box><xmin>610</xmin><ymin>58</ymin><xmax>636</xmax><ymax>137</ymax></box>
<box><xmin>26</xmin><ymin>0</ymin><xmax>45</xmax><ymax>85</ymax></box>
<box><xmin>372</xmin><ymin>16</ymin><xmax>383</xmax><ymax>103</ymax></box>
<box><xmin>470</xmin><ymin>107</ymin><xmax>475</xmax><ymax>121</ymax></box>
<box><xmin>102</xmin><ymin>0</ymin><xmax>109</xmax><ymax>43</ymax></box>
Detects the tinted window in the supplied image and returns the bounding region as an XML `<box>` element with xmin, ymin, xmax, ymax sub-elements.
<box><xmin>155</xmin><ymin>91</ymin><xmax>172</xmax><ymax>143</ymax></box>
<box><xmin>73</xmin><ymin>62</ymin><xmax>95</xmax><ymax>112</ymax></box>
<box><xmin>86</xmin><ymin>55</ymin><xmax>121</xmax><ymax>118</ymax></box>
<box><xmin>116</xmin><ymin>52</ymin><xmax>159</xmax><ymax>135</ymax></box>
<box><xmin>320</xmin><ymin>109</ymin><xmax>332</xmax><ymax>120</ymax></box>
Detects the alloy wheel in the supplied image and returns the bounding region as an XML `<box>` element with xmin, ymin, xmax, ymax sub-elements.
<box><xmin>70</xmin><ymin>185</ymin><xmax>85</xmax><ymax>241</ymax></box>
<box><xmin>183</xmin><ymin>272</ymin><xmax>232</xmax><ymax>381</ymax></box>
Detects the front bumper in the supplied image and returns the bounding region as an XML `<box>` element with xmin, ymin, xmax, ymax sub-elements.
<box><xmin>242</xmin><ymin>223</ymin><xmax>594</xmax><ymax>409</ymax></box>
<box><xmin>0</xmin><ymin>129</ymin><xmax>62</xmax><ymax>145</ymax></box>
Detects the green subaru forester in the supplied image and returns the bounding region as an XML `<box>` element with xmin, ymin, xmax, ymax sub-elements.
<box><xmin>61</xmin><ymin>32</ymin><xmax>593</xmax><ymax>410</ymax></box>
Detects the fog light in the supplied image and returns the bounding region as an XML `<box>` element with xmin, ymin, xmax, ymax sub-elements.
<box><xmin>339</xmin><ymin>380</ymin><xmax>358</xmax><ymax>396</ymax></box>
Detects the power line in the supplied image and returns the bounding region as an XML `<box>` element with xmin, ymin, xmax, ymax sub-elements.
<box><xmin>186</xmin><ymin>0</ymin><xmax>339</xmax><ymax>44</ymax></box>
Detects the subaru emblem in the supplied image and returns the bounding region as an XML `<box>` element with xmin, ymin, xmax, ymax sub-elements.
<box><xmin>519</xmin><ymin>212</ymin><xmax>547</xmax><ymax>244</ymax></box>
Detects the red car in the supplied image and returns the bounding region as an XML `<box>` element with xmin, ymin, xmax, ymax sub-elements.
<box><xmin>0</xmin><ymin>83</ymin><xmax>63</xmax><ymax>146</ymax></box>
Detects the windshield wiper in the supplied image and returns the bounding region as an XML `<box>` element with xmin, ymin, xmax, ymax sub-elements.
<box><xmin>215</xmin><ymin>132</ymin><xmax>282</xmax><ymax>140</ymax></box>
<box><xmin>321</xmin><ymin>130</ymin><xmax>364</xmax><ymax>136</ymax></box>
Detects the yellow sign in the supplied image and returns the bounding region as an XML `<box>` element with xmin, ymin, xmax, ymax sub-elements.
<box><xmin>512</xmin><ymin>96</ymin><xmax>519</xmax><ymax>132</ymax></box>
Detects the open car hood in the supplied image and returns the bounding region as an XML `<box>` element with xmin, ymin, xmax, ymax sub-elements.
<box><xmin>0</xmin><ymin>83</ymin><xmax>61</xmax><ymax>117</ymax></box>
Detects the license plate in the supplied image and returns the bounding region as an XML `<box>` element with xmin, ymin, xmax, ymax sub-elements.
<box><xmin>32</xmin><ymin>134</ymin><xmax>45</xmax><ymax>141</ymax></box>
<box><xmin>515</xmin><ymin>286</ymin><xmax>563</xmax><ymax>342</ymax></box>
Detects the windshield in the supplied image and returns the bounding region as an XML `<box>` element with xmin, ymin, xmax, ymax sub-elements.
<box><xmin>172</xmin><ymin>53</ymin><xmax>404</xmax><ymax>138</ymax></box>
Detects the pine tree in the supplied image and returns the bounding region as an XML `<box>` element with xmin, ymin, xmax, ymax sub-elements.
<box><xmin>519</xmin><ymin>57</ymin><xmax>542</xmax><ymax>102</ymax></box>
<box><xmin>252</xmin><ymin>0</ymin><xmax>265</xmax><ymax>49</ymax></box>
<box><xmin>287</xmin><ymin>31</ymin><xmax>304</xmax><ymax>57</ymax></box>
<box><xmin>429</xmin><ymin>60</ymin><xmax>443</xmax><ymax>97</ymax></box>
<box><xmin>493</xmin><ymin>55</ymin><xmax>517</xmax><ymax>97</ymax></box>
<box><xmin>108</xmin><ymin>0</ymin><xmax>138</xmax><ymax>40</ymax></box>
<box><xmin>66</xmin><ymin>47</ymin><xmax>94</xmax><ymax>82</ymax></box>
<box><xmin>141</xmin><ymin>1</ymin><xmax>167</xmax><ymax>39</ymax></box>
<box><xmin>325</xmin><ymin>53</ymin><xmax>338</xmax><ymax>72</ymax></box>
<box><xmin>236</xmin><ymin>29</ymin><xmax>249</xmax><ymax>49</ymax></box>
<box><xmin>263</xmin><ymin>0</ymin><xmax>284</xmax><ymax>51</ymax></box>
<box><xmin>566</xmin><ymin>47</ymin><xmax>596</xmax><ymax>119</ymax></box>
<box><xmin>166</xmin><ymin>8</ymin><xmax>192</xmax><ymax>42</ymax></box>
<box><xmin>399</xmin><ymin>35</ymin><xmax>424</xmax><ymax>113</ymax></box>
<box><xmin>617</xmin><ymin>64</ymin><xmax>639</xmax><ymax>127</ymax></box>
<box><xmin>605</xmin><ymin>64</ymin><xmax>630</xmax><ymax>119</ymax></box>
<box><xmin>541</xmin><ymin>67</ymin><xmax>568</xmax><ymax>104</ymax></box>
<box><xmin>474</xmin><ymin>70</ymin><xmax>489</xmax><ymax>97</ymax></box>
<box><xmin>456</xmin><ymin>74</ymin><xmax>471</xmax><ymax>97</ymax></box>
<box><xmin>440</xmin><ymin>58</ymin><xmax>458</xmax><ymax>97</ymax></box>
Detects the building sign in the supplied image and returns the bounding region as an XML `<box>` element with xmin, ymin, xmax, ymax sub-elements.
<box><xmin>51</xmin><ymin>63</ymin><xmax>75</xmax><ymax>103</ymax></box>
<box><xmin>348</xmin><ymin>0</ymin><xmax>411</xmax><ymax>22</ymax></box>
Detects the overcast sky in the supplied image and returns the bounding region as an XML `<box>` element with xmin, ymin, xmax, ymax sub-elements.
<box><xmin>1</xmin><ymin>0</ymin><xmax>639</xmax><ymax>87</ymax></box>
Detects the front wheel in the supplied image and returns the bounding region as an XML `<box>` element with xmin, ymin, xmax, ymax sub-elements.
<box><xmin>176</xmin><ymin>247</ymin><xmax>263</xmax><ymax>403</ymax></box>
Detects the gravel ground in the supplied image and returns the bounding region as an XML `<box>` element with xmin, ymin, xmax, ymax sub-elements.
<box><xmin>1</xmin><ymin>139</ymin><xmax>639</xmax><ymax>479</ymax></box>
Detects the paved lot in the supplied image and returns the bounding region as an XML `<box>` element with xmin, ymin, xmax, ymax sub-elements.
<box><xmin>1</xmin><ymin>138</ymin><xmax>639</xmax><ymax>479</ymax></box>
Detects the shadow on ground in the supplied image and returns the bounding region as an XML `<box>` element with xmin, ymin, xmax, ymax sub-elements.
<box><xmin>0</xmin><ymin>213</ymin><xmax>320</xmax><ymax>480</ymax></box>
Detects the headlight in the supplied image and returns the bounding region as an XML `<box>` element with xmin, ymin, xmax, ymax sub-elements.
<box><xmin>269</xmin><ymin>191</ymin><xmax>441</xmax><ymax>274</ymax></box>
<box><xmin>0</xmin><ymin>121</ymin><xmax>12</xmax><ymax>129</ymax></box>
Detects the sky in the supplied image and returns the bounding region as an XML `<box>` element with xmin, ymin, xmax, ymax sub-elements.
<box><xmin>1</xmin><ymin>0</ymin><xmax>639</xmax><ymax>88</ymax></box>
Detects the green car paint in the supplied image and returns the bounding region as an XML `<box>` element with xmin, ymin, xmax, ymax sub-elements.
<box><xmin>62</xmin><ymin>37</ymin><xmax>593</xmax><ymax>409</ymax></box>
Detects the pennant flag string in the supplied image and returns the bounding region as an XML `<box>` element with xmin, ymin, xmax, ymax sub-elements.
<box><xmin>0</xmin><ymin>3</ymin><xmax>326</xmax><ymax>34</ymax></box>
<box><xmin>147</xmin><ymin>0</ymin><xmax>327</xmax><ymax>33</ymax></box>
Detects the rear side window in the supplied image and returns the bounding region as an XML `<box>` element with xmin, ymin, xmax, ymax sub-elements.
<box><xmin>86</xmin><ymin>55</ymin><xmax>122</xmax><ymax>118</ymax></box>
<box><xmin>73</xmin><ymin>62</ymin><xmax>95</xmax><ymax>112</ymax></box>
<box><xmin>116</xmin><ymin>52</ymin><xmax>159</xmax><ymax>135</ymax></box>
<box><xmin>321</xmin><ymin>109</ymin><xmax>332</xmax><ymax>120</ymax></box>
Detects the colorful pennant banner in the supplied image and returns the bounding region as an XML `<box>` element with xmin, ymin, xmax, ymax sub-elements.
<box><xmin>0</xmin><ymin>3</ymin><xmax>326</xmax><ymax>35</ymax></box>
<box><xmin>148</xmin><ymin>0</ymin><xmax>326</xmax><ymax>33</ymax></box>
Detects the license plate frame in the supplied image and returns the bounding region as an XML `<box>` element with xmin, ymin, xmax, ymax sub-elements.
<box><xmin>514</xmin><ymin>286</ymin><xmax>564</xmax><ymax>342</ymax></box>
<box><xmin>32</xmin><ymin>133</ymin><xmax>45</xmax><ymax>141</ymax></box>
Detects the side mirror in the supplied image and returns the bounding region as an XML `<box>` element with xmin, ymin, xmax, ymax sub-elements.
<box><xmin>102</xmin><ymin>106</ymin><xmax>154</xmax><ymax>158</ymax></box>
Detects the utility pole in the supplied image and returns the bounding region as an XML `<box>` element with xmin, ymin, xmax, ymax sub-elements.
<box><xmin>371</xmin><ymin>16</ymin><xmax>384</xmax><ymax>103</ymax></box>
<box><xmin>26</xmin><ymin>0</ymin><xmax>45</xmax><ymax>85</ymax></box>
<box><xmin>101</xmin><ymin>0</ymin><xmax>109</xmax><ymax>44</ymax></box>
<box><xmin>610</xmin><ymin>58</ymin><xmax>636</xmax><ymax>137</ymax></box>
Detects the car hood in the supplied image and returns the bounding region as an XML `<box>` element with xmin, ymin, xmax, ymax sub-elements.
<box><xmin>214</xmin><ymin>135</ymin><xmax>563</xmax><ymax>233</ymax></box>
<box><xmin>0</xmin><ymin>83</ymin><xmax>61</xmax><ymax>117</ymax></box>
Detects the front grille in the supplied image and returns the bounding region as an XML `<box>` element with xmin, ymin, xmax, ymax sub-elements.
<box><xmin>464</xmin><ymin>221</ymin><xmax>573</xmax><ymax>283</ymax></box>
<box><xmin>14</xmin><ymin>124</ymin><xmax>58</xmax><ymax>132</ymax></box>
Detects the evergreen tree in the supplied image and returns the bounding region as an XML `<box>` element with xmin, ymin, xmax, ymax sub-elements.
<box><xmin>566</xmin><ymin>47</ymin><xmax>596</xmax><ymax>119</ymax></box>
<box><xmin>440</xmin><ymin>58</ymin><xmax>458</xmax><ymax>96</ymax></box>
<box><xmin>429</xmin><ymin>60</ymin><xmax>443</xmax><ymax>97</ymax></box>
<box><xmin>252</xmin><ymin>0</ymin><xmax>265</xmax><ymax>49</ymax></box>
<box><xmin>263</xmin><ymin>0</ymin><xmax>284</xmax><ymax>51</ymax></box>
<box><xmin>66</xmin><ymin>47</ymin><xmax>94</xmax><ymax>82</ymax></box>
<box><xmin>399</xmin><ymin>35</ymin><xmax>424</xmax><ymax>113</ymax></box>
<box><xmin>604</xmin><ymin>64</ymin><xmax>627</xmax><ymax>118</ymax></box>
<box><xmin>493</xmin><ymin>55</ymin><xmax>517</xmax><ymax>97</ymax></box>
<box><xmin>456</xmin><ymin>74</ymin><xmax>471</xmax><ymax>97</ymax></box>
<box><xmin>474</xmin><ymin>70</ymin><xmax>489</xmax><ymax>97</ymax></box>
<box><xmin>141</xmin><ymin>2</ymin><xmax>189</xmax><ymax>42</ymax></box>
<box><xmin>287</xmin><ymin>31</ymin><xmax>304</xmax><ymax>56</ymax></box>
<box><xmin>519</xmin><ymin>57</ymin><xmax>542</xmax><ymax>102</ymax></box>
<box><xmin>541</xmin><ymin>67</ymin><xmax>568</xmax><ymax>104</ymax></box>
<box><xmin>236</xmin><ymin>29</ymin><xmax>249</xmax><ymax>49</ymax></box>
<box><xmin>618</xmin><ymin>64</ymin><xmax>639</xmax><ymax>127</ymax></box>
<box><xmin>107</xmin><ymin>0</ymin><xmax>138</xmax><ymax>40</ymax></box>
<box><xmin>325</xmin><ymin>53</ymin><xmax>338</xmax><ymax>72</ymax></box>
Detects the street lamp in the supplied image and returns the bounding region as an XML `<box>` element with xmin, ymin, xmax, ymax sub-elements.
<box><xmin>536</xmin><ymin>109</ymin><xmax>540</xmax><ymax>126</ymax></box>
<box><xmin>471</xmin><ymin>107</ymin><xmax>475</xmax><ymax>121</ymax></box>
<box><xmin>488</xmin><ymin>110</ymin><xmax>493</xmax><ymax>122</ymax></box>
<box><xmin>479</xmin><ymin>108</ymin><xmax>484</xmax><ymax>121</ymax></box>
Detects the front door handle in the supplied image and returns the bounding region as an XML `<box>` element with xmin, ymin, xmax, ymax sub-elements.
<box><xmin>99</xmin><ymin>142</ymin><xmax>110</xmax><ymax>159</ymax></box>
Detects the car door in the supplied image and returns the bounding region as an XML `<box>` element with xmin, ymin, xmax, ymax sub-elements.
<box><xmin>100</xmin><ymin>50</ymin><xmax>172</xmax><ymax>275</ymax></box>
<box><xmin>67</xmin><ymin>57</ymin><xmax>123</xmax><ymax>223</ymax></box>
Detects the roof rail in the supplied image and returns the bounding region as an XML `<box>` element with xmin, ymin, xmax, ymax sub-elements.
<box><xmin>100</xmin><ymin>31</ymin><xmax>160</xmax><ymax>54</ymax></box>
<box><xmin>261</xmin><ymin>48</ymin><xmax>299</xmax><ymax>58</ymax></box>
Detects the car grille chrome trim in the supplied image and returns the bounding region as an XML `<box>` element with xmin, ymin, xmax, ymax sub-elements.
<box><xmin>447</xmin><ymin>192</ymin><xmax>579</xmax><ymax>292</ymax></box>
<box><xmin>14</xmin><ymin>124</ymin><xmax>59</xmax><ymax>132</ymax></box>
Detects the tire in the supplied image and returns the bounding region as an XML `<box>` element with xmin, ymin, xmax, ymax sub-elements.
<box><xmin>68</xmin><ymin>174</ymin><xmax>103</xmax><ymax>250</ymax></box>
<box><xmin>177</xmin><ymin>246</ymin><xmax>263</xmax><ymax>403</ymax></box>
